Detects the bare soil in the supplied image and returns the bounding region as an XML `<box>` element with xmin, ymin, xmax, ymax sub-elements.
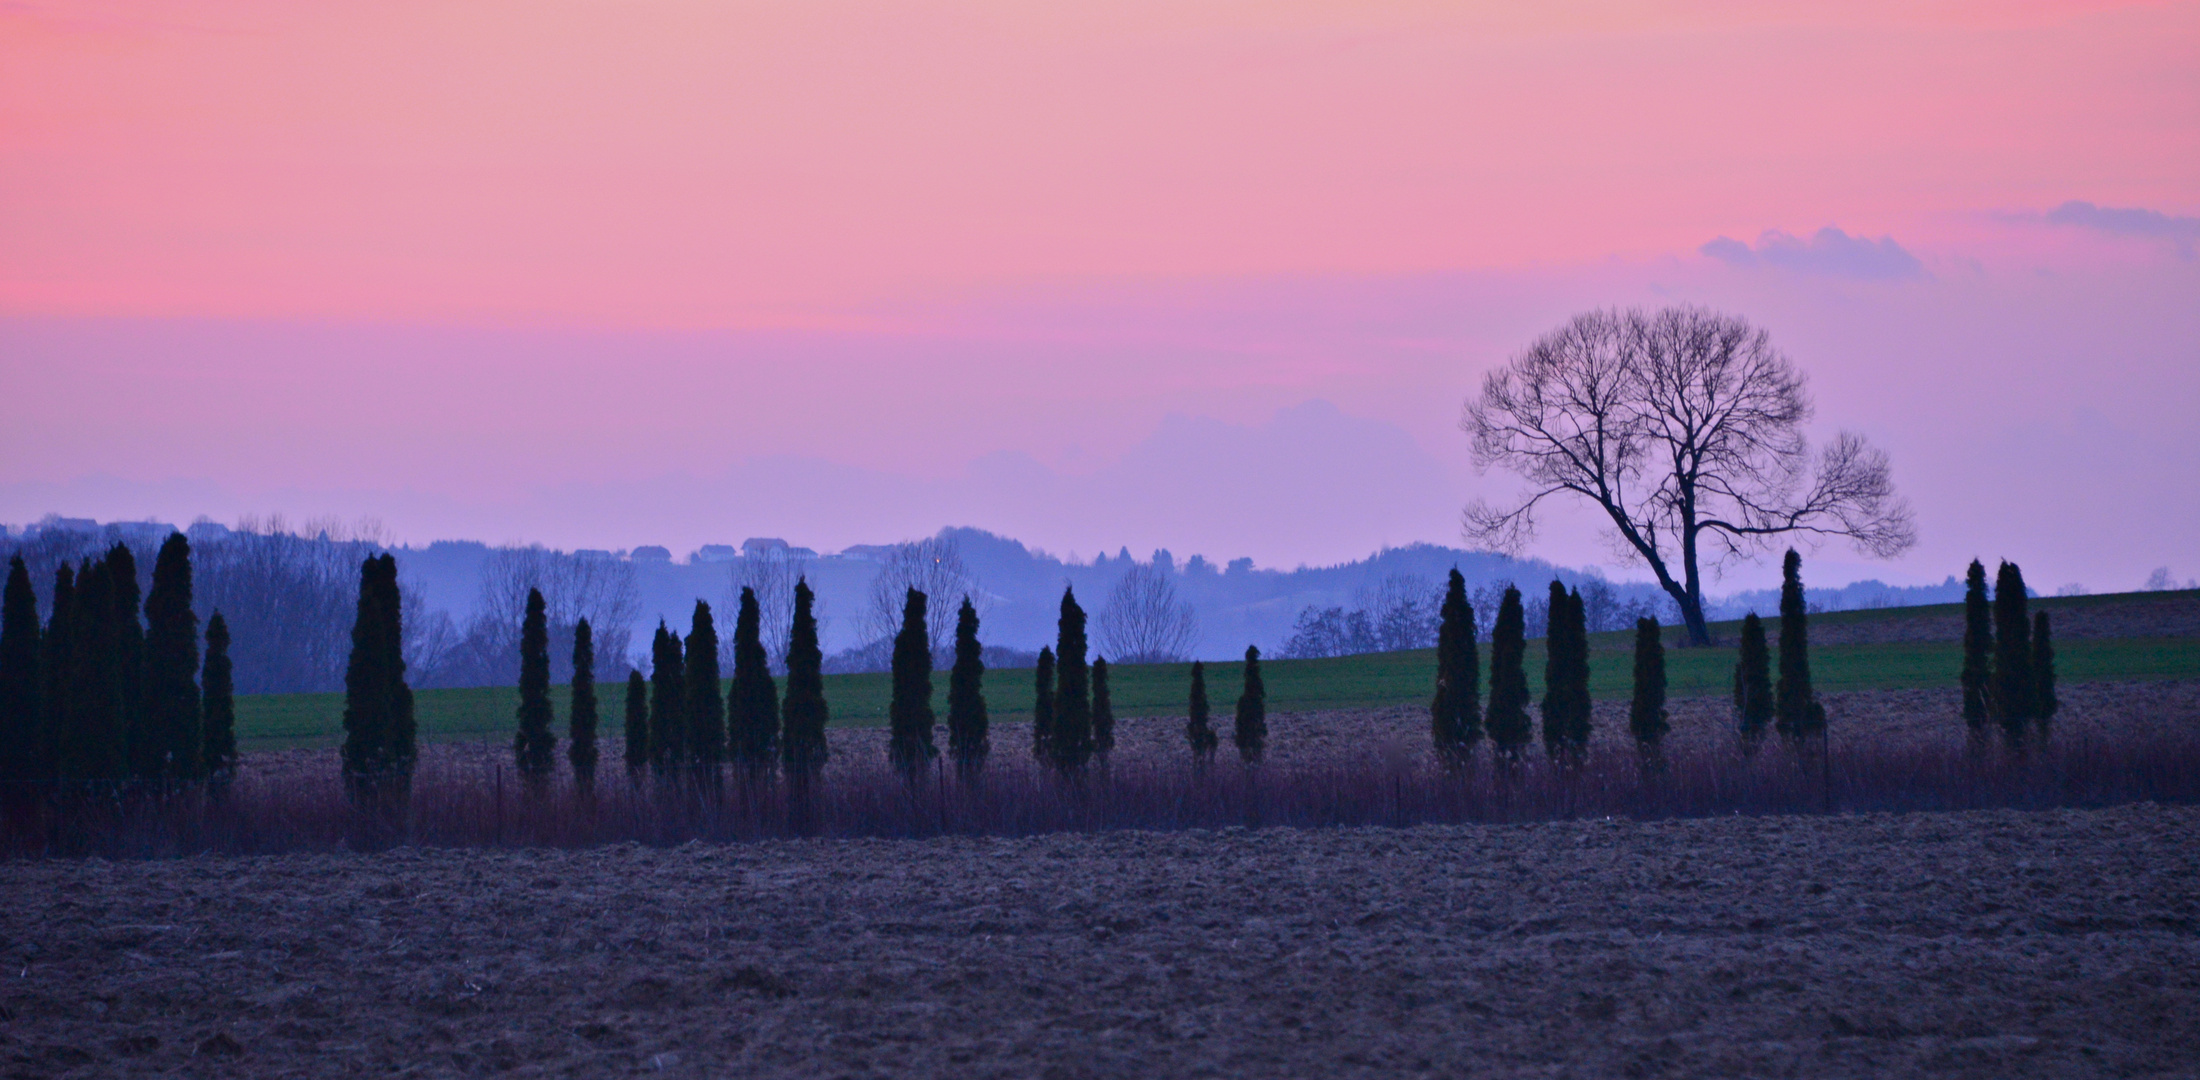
<box><xmin>5</xmin><ymin>803</ymin><xmax>2197</xmax><ymax>1079</ymax></box>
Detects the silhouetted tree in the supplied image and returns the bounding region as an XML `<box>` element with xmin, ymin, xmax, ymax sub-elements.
<box><xmin>648</xmin><ymin>622</ymin><xmax>686</xmax><ymax>773</ymax></box>
<box><xmin>1484</xmin><ymin>586</ymin><xmax>1532</xmax><ymax>759</ymax></box>
<box><xmin>1091</xmin><ymin>657</ymin><xmax>1115</xmax><ymax>756</ymax></box>
<box><xmin>1734</xmin><ymin>612</ymin><xmax>1773</xmax><ymax>741</ymax></box>
<box><xmin>99</xmin><ymin>545</ymin><xmax>149</xmax><ymax>783</ymax></box>
<box><xmin>1050</xmin><ymin>588</ymin><xmax>1093</xmax><ymax>770</ymax></box>
<box><xmin>946</xmin><ymin>596</ymin><xmax>988</xmax><ymax>772</ymax></box>
<box><xmin>622</xmin><ymin>669</ymin><xmax>647</xmax><ymax>774</ymax></box>
<box><xmin>1540</xmin><ymin>581</ymin><xmax>1592</xmax><ymax>760</ymax></box>
<box><xmin>1960</xmin><ymin>559</ymin><xmax>1991</xmax><ymax>731</ymax></box>
<box><xmin>514</xmin><ymin>588</ymin><xmax>557</xmax><ymax>782</ymax></box>
<box><xmin>888</xmin><ymin>589</ymin><xmax>936</xmax><ymax>772</ymax></box>
<box><xmin>729</xmin><ymin>588</ymin><xmax>780</xmax><ymax>770</ymax></box>
<box><xmin>143</xmin><ymin>534</ymin><xmax>202</xmax><ymax>781</ymax></box>
<box><xmin>1031</xmin><ymin>647</ymin><xmax>1055</xmax><ymax>760</ymax></box>
<box><xmin>200</xmin><ymin>612</ymin><xmax>236</xmax><ymax>781</ymax></box>
<box><xmin>567</xmin><ymin>619</ymin><xmax>598</xmax><ymax>786</ymax></box>
<box><xmin>2032</xmin><ymin>610</ymin><xmax>2057</xmax><ymax>734</ymax></box>
<box><xmin>685</xmin><ymin>602</ymin><xmax>725</xmax><ymax>773</ymax></box>
<box><xmin>39</xmin><ymin>564</ymin><xmax>77</xmax><ymax>783</ymax></box>
<box><xmin>1990</xmin><ymin>561</ymin><xmax>2035</xmax><ymax>740</ymax></box>
<box><xmin>0</xmin><ymin>557</ymin><xmax>41</xmax><ymax>788</ymax></box>
<box><xmin>341</xmin><ymin>554</ymin><xmax>413</xmax><ymax>794</ymax></box>
<box><xmin>1430</xmin><ymin>568</ymin><xmax>1480</xmax><ymax>763</ymax></box>
<box><xmin>1629</xmin><ymin>617</ymin><xmax>1668</xmax><ymax>749</ymax></box>
<box><xmin>780</xmin><ymin>578</ymin><xmax>830</xmax><ymax>772</ymax></box>
<box><xmin>1774</xmin><ymin>550</ymin><xmax>1825</xmax><ymax>740</ymax></box>
<box><xmin>1186</xmin><ymin>661</ymin><xmax>1217</xmax><ymax>762</ymax></box>
<box><xmin>1234</xmin><ymin>646</ymin><xmax>1266</xmax><ymax>762</ymax></box>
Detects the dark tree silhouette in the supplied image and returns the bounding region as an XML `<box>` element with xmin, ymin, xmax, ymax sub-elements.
<box><xmin>1734</xmin><ymin>612</ymin><xmax>1773</xmax><ymax>742</ymax></box>
<box><xmin>1484</xmin><ymin>586</ymin><xmax>1532</xmax><ymax>759</ymax></box>
<box><xmin>685</xmin><ymin>602</ymin><xmax>725</xmax><ymax>772</ymax></box>
<box><xmin>143</xmin><ymin>533</ymin><xmax>201</xmax><ymax>780</ymax></box>
<box><xmin>781</xmin><ymin>578</ymin><xmax>831</xmax><ymax>773</ymax></box>
<box><xmin>1629</xmin><ymin>617</ymin><xmax>1669</xmax><ymax>749</ymax></box>
<box><xmin>1540</xmin><ymin>581</ymin><xmax>1591</xmax><ymax>760</ymax></box>
<box><xmin>567</xmin><ymin>619</ymin><xmax>598</xmax><ymax>785</ymax></box>
<box><xmin>1050</xmin><ymin>588</ymin><xmax>1093</xmax><ymax>770</ymax></box>
<box><xmin>1233</xmin><ymin>645</ymin><xmax>1266</xmax><ymax>762</ymax></box>
<box><xmin>1185</xmin><ymin>661</ymin><xmax>1217</xmax><ymax>761</ymax></box>
<box><xmin>1465</xmin><ymin>306</ymin><xmax>1914</xmax><ymax>645</ymax></box>
<box><xmin>101</xmin><ymin>545</ymin><xmax>149</xmax><ymax>782</ymax></box>
<box><xmin>1030</xmin><ymin>647</ymin><xmax>1055</xmax><ymax>760</ymax></box>
<box><xmin>200</xmin><ymin>612</ymin><xmax>236</xmax><ymax>781</ymax></box>
<box><xmin>2032</xmin><ymin>610</ymin><xmax>2058</xmax><ymax>734</ymax></box>
<box><xmin>946</xmin><ymin>596</ymin><xmax>988</xmax><ymax>771</ymax></box>
<box><xmin>648</xmin><ymin>622</ymin><xmax>686</xmax><ymax>773</ymax></box>
<box><xmin>1989</xmin><ymin>561</ymin><xmax>2035</xmax><ymax>739</ymax></box>
<box><xmin>514</xmin><ymin>588</ymin><xmax>557</xmax><ymax>782</ymax></box>
<box><xmin>340</xmin><ymin>554</ymin><xmax>413</xmax><ymax>795</ymax></box>
<box><xmin>1430</xmin><ymin>568</ymin><xmax>1480</xmax><ymax>762</ymax></box>
<box><xmin>622</xmin><ymin>669</ymin><xmax>648</xmax><ymax>774</ymax></box>
<box><xmin>1960</xmin><ymin>559</ymin><xmax>1991</xmax><ymax>731</ymax></box>
<box><xmin>40</xmin><ymin>564</ymin><xmax>78</xmax><ymax>783</ymax></box>
<box><xmin>1091</xmin><ymin>657</ymin><xmax>1115</xmax><ymax>756</ymax></box>
<box><xmin>729</xmin><ymin>587</ymin><xmax>780</xmax><ymax>770</ymax></box>
<box><xmin>1774</xmin><ymin>550</ymin><xmax>1825</xmax><ymax>740</ymax></box>
<box><xmin>887</xmin><ymin>589</ymin><xmax>936</xmax><ymax>772</ymax></box>
<box><xmin>0</xmin><ymin>557</ymin><xmax>43</xmax><ymax>788</ymax></box>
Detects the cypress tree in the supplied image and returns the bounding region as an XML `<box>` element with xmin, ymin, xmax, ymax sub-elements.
<box><xmin>1484</xmin><ymin>586</ymin><xmax>1532</xmax><ymax>759</ymax></box>
<box><xmin>1233</xmin><ymin>646</ymin><xmax>1266</xmax><ymax>762</ymax></box>
<box><xmin>1050</xmin><ymin>587</ymin><xmax>1093</xmax><ymax>770</ymax></box>
<box><xmin>1430</xmin><ymin>568</ymin><xmax>1480</xmax><ymax>762</ymax></box>
<box><xmin>648</xmin><ymin>622</ymin><xmax>686</xmax><ymax>772</ymax></box>
<box><xmin>1628</xmin><ymin>617</ymin><xmax>1669</xmax><ymax>748</ymax></box>
<box><xmin>1959</xmin><ymin>559</ymin><xmax>1991</xmax><ymax>730</ymax></box>
<box><xmin>381</xmin><ymin>556</ymin><xmax>416</xmax><ymax>775</ymax></box>
<box><xmin>2032</xmin><ymin>610</ymin><xmax>2057</xmax><ymax>734</ymax></box>
<box><xmin>1091</xmin><ymin>657</ymin><xmax>1115</xmax><ymax>756</ymax></box>
<box><xmin>513</xmin><ymin>588</ymin><xmax>556</xmax><ymax>781</ymax></box>
<box><xmin>1540</xmin><ymin>582</ymin><xmax>1592</xmax><ymax>760</ymax></box>
<box><xmin>567</xmin><ymin>619</ymin><xmax>598</xmax><ymax>785</ymax></box>
<box><xmin>60</xmin><ymin>557</ymin><xmax>129</xmax><ymax>783</ymax></box>
<box><xmin>1990</xmin><ymin>561</ymin><xmax>2035</xmax><ymax>739</ymax></box>
<box><xmin>1734</xmin><ymin>612</ymin><xmax>1773</xmax><ymax>738</ymax></box>
<box><xmin>200</xmin><ymin>612</ymin><xmax>236</xmax><ymax>780</ymax></box>
<box><xmin>945</xmin><ymin>596</ymin><xmax>988</xmax><ymax>770</ymax></box>
<box><xmin>622</xmin><ymin>669</ymin><xmax>648</xmax><ymax>774</ymax></box>
<box><xmin>1031</xmin><ymin>647</ymin><xmax>1056</xmax><ymax>760</ymax></box>
<box><xmin>39</xmin><ymin>564</ymin><xmax>76</xmax><ymax>783</ymax></box>
<box><xmin>685</xmin><ymin>601</ymin><xmax>726</xmax><ymax>771</ymax></box>
<box><xmin>143</xmin><ymin>533</ymin><xmax>201</xmax><ymax>781</ymax></box>
<box><xmin>100</xmin><ymin>544</ymin><xmax>149</xmax><ymax>783</ymax></box>
<box><xmin>729</xmin><ymin>587</ymin><xmax>780</xmax><ymax>769</ymax></box>
<box><xmin>1774</xmin><ymin>550</ymin><xmax>1824</xmax><ymax>740</ymax></box>
<box><xmin>0</xmin><ymin>556</ymin><xmax>41</xmax><ymax>788</ymax></box>
<box><xmin>887</xmin><ymin>588</ymin><xmax>936</xmax><ymax>772</ymax></box>
<box><xmin>1185</xmin><ymin>661</ymin><xmax>1217</xmax><ymax>761</ymax></box>
<box><xmin>780</xmin><ymin>578</ymin><xmax>830</xmax><ymax>772</ymax></box>
<box><xmin>341</xmin><ymin>556</ymin><xmax>400</xmax><ymax>789</ymax></box>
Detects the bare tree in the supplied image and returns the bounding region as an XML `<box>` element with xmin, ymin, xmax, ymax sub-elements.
<box><xmin>1464</xmin><ymin>306</ymin><xmax>1914</xmax><ymax>644</ymax></box>
<box><xmin>1095</xmin><ymin>563</ymin><xmax>1200</xmax><ymax>663</ymax></box>
<box><xmin>1353</xmin><ymin>573</ymin><xmax>1439</xmax><ymax>652</ymax></box>
<box><xmin>863</xmin><ymin>535</ymin><xmax>980</xmax><ymax>665</ymax></box>
<box><xmin>731</xmin><ymin>550</ymin><xmax>814</xmax><ymax>673</ymax></box>
<box><xmin>475</xmin><ymin>546</ymin><xmax>640</xmax><ymax>682</ymax></box>
<box><xmin>192</xmin><ymin>515</ymin><xmax>383</xmax><ymax>693</ymax></box>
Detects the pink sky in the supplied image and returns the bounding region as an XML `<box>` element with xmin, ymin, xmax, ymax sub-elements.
<box><xmin>3</xmin><ymin>1</ymin><xmax>2197</xmax><ymax>591</ymax></box>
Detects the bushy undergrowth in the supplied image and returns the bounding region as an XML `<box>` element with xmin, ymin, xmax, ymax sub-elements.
<box><xmin>4</xmin><ymin>731</ymin><xmax>2198</xmax><ymax>859</ymax></box>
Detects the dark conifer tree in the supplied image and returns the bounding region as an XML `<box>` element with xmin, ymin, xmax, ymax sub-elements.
<box><xmin>1050</xmin><ymin>587</ymin><xmax>1093</xmax><ymax>770</ymax></box>
<box><xmin>200</xmin><ymin>612</ymin><xmax>236</xmax><ymax>780</ymax></box>
<box><xmin>368</xmin><ymin>554</ymin><xmax>416</xmax><ymax>776</ymax></box>
<box><xmin>887</xmin><ymin>589</ymin><xmax>936</xmax><ymax>772</ymax></box>
<box><xmin>2032</xmin><ymin>610</ymin><xmax>2057</xmax><ymax>734</ymax></box>
<box><xmin>341</xmin><ymin>556</ymin><xmax>405</xmax><ymax>790</ymax></box>
<box><xmin>1091</xmin><ymin>657</ymin><xmax>1115</xmax><ymax>756</ymax></box>
<box><xmin>1990</xmin><ymin>560</ymin><xmax>2035</xmax><ymax>739</ymax></box>
<box><xmin>1540</xmin><ymin>582</ymin><xmax>1592</xmax><ymax>759</ymax></box>
<box><xmin>513</xmin><ymin>588</ymin><xmax>556</xmax><ymax>781</ymax></box>
<box><xmin>142</xmin><ymin>533</ymin><xmax>201</xmax><ymax>780</ymax></box>
<box><xmin>1959</xmin><ymin>559</ymin><xmax>1991</xmax><ymax>730</ymax></box>
<box><xmin>0</xmin><ymin>556</ymin><xmax>41</xmax><ymax>788</ymax></box>
<box><xmin>780</xmin><ymin>578</ymin><xmax>830</xmax><ymax>772</ymax></box>
<box><xmin>1484</xmin><ymin>585</ymin><xmax>1532</xmax><ymax>759</ymax></box>
<box><xmin>946</xmin><ymin>596</ymin><xmax>988</xmax><ymax>770</ymax></box>
<box><xmin>1430</xmin><ymin>568</ymin><xmax>1480</xmax><ymax>762</ymax></box>
<box><xmin>1773</xmin><ymin>550</ymin><xmax>1824</xmax><ymax>739</ymax></box>
<box><xmin>1185</xmin><ymin>661</ymin><xmax>1217</xmax><ymax>761</ymax></box>
<box><xmin>1628</xmin><ymin>617</ymin><xmax>1669</xmax><ymax>748</ymax></box>
<box><xmin>684</xmin><ymin>601</ymin><xmax>726</xmax><ymax>772</ymax></box>
<box><xmin>39</xmin><ymin>564</ymin><xmax>77</xmax><ymax>783</ymax></box>
<box><xmin>729</xmin><ymin>588</ymin><xmax>780</xmax><ymax>769</ymax></box>
<box><xmin>648</xmin><ymin>622</ymin><xmax>687</xmax><ymax>772</ymax></box>
<box><xmin>62</xmin><ymin>557</ymin><xmax>129</xmax><ymax>783</ymax></box>
<box><xmin>1734</xmin><ymin>612</ymin><xmax>1773</xmax><ymax>738</ymax></box>
<box><xmin>1233</xmin><ymin>645</ymin><xmax>1266</xmax><ymax>762</ymax></box>
<box><xmin>97</xmin><ymin>544</ymin><xmax>149</xmax><ymax>783</ymax></box>
<box><xmin>622</xmin><ymin>669</ymin><xmax>648</xmax><ymax>774</ymax></box>
<box><xmin>1030</xmin><ymin>647</ymin><xmax>1056</xmax><ymax>759</ymax></box>
<box><xmin>567</xmin><ymin>619</ymin><xmax>598</xmax><ymax>785</ymax></box>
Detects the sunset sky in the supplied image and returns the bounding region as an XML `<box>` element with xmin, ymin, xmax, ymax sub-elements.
<box><xmin>4</xmin><ymin>1</ymin><xmax>2196</xmax><ymax>591</ymax></box>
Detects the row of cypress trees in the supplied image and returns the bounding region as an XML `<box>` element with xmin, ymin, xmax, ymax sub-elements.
<box><xmin>1178</xmin><ymin>646</ymin><xmax>1266</xmax><ymax>764</ymax></box>
<box><xmin>1732</xmin><ymin>550</ymin><xmax>1826</xmax><ymax>744</ymax></box>
<box><xmin>1960</xmin><ymin>559</ymin><xmax>2057</xmax><ymax>744</ymax></box>
<box><xmin>0</xmin><ymin>538</ymin><xmax>237</xmax><ymax>793</ymax></box>
<box><xmin>1428</xmin><ymin>569</ymin><xmax>1622</xmax><ymax>763</ymax></box>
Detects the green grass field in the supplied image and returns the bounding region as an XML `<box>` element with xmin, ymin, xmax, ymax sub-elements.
<box><xmin>233</xmin><ymin>625</ymin><xmax>2200</xmax><ymax>749</ymax></box>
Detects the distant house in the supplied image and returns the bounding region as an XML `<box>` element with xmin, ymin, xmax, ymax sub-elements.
<box><xmin>186</xmin><ymin>520</ymin><xmax>234</xmax><ymax>543</ymax></box>
<box><xmin>629</xmin><ymin>545</ymin><xmax>673</xmax><ymax>563</ymax></box>
<box><xmin>693</xmin><ymin>544</ymin><xmax>740</xmax><ymax>563</ymax></box>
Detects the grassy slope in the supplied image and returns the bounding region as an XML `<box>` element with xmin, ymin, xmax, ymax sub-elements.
<box><xmin>235</xmin><ymin>589</ymin><xmax>2200</xmax><ymax>749</ymax></box>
